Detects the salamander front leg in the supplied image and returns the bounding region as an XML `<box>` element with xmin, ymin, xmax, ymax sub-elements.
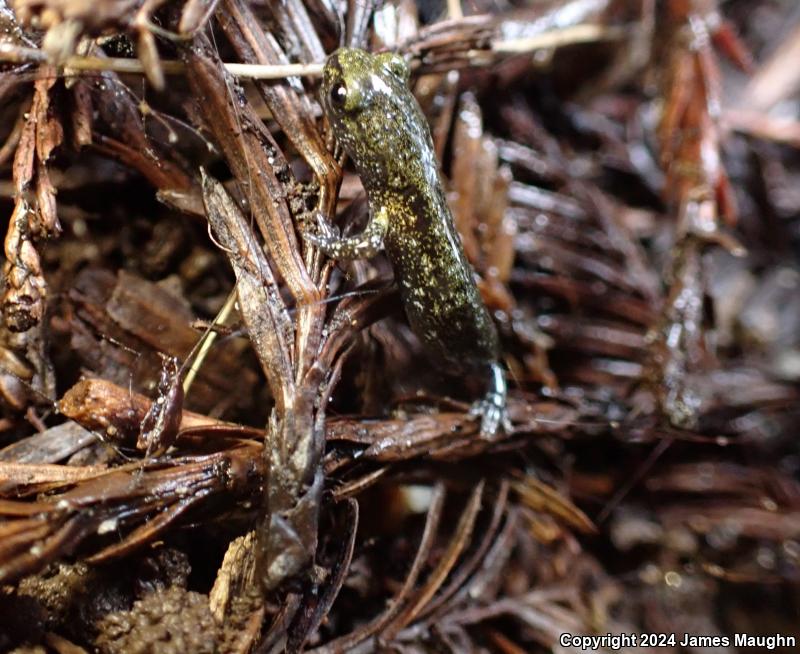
<box><xmin>303</xmin><ymin>206</ymin><xmax>389</xmax><ymax>261</ymax></box>
<box><xmin>469</xmin><ymin>362</ymin><xmax>510</xmax><ymax>439</ymax></box>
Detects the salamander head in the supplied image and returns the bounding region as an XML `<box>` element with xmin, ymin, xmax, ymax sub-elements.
<box><xmin>321</xmin><ymin>48</ymin><xmax>426</xmax><ymax>188</ymax></box>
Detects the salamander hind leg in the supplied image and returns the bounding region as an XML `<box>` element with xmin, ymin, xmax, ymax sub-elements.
<box><xmin>469</xmin><ymin>362</ymin><xmax>510</xmax><ymax>440</ymax></box>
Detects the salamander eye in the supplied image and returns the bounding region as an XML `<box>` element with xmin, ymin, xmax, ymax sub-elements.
<box><xmin>329</xmin><ymin>82</ymin><xmax>347</xmax><ymax>110</ymax></box>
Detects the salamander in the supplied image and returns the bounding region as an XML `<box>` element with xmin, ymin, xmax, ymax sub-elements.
<box><xmin>304</xmin><ymin>47</ymin><xmax>508</xmax><ymax>437</ymax></box>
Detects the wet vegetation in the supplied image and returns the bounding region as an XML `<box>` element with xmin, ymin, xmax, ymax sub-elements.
<box><xmin>1</xmin><ymin>0</ymin><xmax>800</xmax><ymax>651</ymax></box>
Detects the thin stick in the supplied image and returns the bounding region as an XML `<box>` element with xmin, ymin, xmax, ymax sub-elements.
<box><xmin>447</xmin><ymin>0</ymin><xmax>463</xmax><ymax>20</ymax></box>
<box><xmin>0</xmin><ymin>24</ymin><xmax>624</xmax><ymax>79</ymax></box>
<box><xmin>182</xmin><ymin>289</ymin><xmax>238</xmax><ymax>394</ymax></box>
<box><xmin>0</xmin><ymin>43</ymin><xmax>324</xmax><ymax>78</ymax></box>
<box><xmin>491</xmin><ymin>24</ymin><xmax>624</xmax><ymax>54</ymax></box>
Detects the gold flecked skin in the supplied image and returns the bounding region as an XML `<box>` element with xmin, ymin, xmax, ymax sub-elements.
<box><xmin>308</xmin><ymin>47</ymin><xmax>507</xmax><ymax>436</ymax></box>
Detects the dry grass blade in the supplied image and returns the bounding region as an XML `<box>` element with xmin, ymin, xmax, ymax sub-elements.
<box><xmin>201</xmin><ymin>171</ymin><xmax>293</xmax><ymax>411</ymax></box>
<box><xmin>310</xmin><ymin>483</ymin><xmax>446</xmax><ymax>654</ymax></box>
<box><xmin>217</xmin><ymin>0</ymin><xmax>339</xmax><ymax>222</ymax></box>
<box><xmin>510</xmin><ymin>475</ymin><xmax>596</xmax><ymax>534</ymax></box>
<box><xmin>418</xmin><ymin>480</ymin><xmax>509</xmax><ymax>620</ymax></box>
<box><xmin>382</xmin><ymin>480</ymin><xmax>485</xmax><ymax>639</ymax></box>
<box><xmin>458</xmin><ymin>506</ymin><xmax>520</xmax><ymax>605</ymax></box>
<box><xmin>286</xmin><ymin>498</ymin><xmax>358</xmax><ymax>652</ymax></box>
<box><xmin>186</xmin><ymin>39</ymin><xmax>317</xmax><ymax>308</ymax></box>
<box><xmin>0</xmin><ymin>460</ymin><xmax>106</xmax><ymax>486</ymax></box>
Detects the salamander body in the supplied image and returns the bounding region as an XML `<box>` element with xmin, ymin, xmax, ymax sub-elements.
<box><xmin>305</xmin><ymin>47</ymin><xmax>508</xmax><ymax>436</ymax></box>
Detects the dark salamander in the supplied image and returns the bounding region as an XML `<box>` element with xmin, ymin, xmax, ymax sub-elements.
<box><xmin>304</xmin><ymin>47</ymin><xmax>508</xmax><ymax>437</ymax></box>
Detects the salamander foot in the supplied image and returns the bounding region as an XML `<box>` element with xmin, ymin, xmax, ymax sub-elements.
<box><xmin>469</xmin><ymin>362</ymin><xmax>511</xmax><ymax>439</ymax></box>
<box><xmin>301</xmin><ymin>212</ymin><xmax>340</xmax><ymax>253</ymax></box>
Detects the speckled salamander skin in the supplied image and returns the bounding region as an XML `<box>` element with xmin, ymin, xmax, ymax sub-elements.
<box><xmin>306</xmin><ymin>47</ymin><xmax>508</xmax><ymax>436</ymax></box>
